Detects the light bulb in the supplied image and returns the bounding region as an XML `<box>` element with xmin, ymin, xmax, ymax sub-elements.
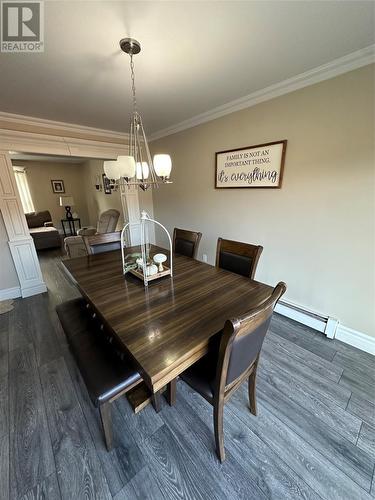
<box><xmin>153</xmin><ymin>154</ymin><xmax>172</xmax><ymax>178</ymax></box>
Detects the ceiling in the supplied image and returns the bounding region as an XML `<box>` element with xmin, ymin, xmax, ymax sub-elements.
<box><xmin>0</xmin><ymin>1</ymin><xmax>373</xmax><ymax>135</ymax></box>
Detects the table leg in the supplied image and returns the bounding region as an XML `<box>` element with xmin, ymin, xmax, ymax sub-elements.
<box><xmin>151</xmin><ymin>391</ymin><xmax>161</xmax><ymax>413</ymax></box>
<box><xmin>166</xmin><ymin>379</ymin><xmax>177</xmax><ymax>406</ymax></box>
<box><xmin>126</xmin><ymin>382</ymin><xmax>169</xmax><ymax>413</ymax></box>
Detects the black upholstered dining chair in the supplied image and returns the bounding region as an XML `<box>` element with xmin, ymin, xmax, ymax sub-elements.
<box><xmin>56</xmin><ymin>297</ymin><xmax>175</xmax><ymax>450</ymax></box>
<box><xmin>56</xmin><ymin>298</ymin><xmax>141</xmax><ymax>450</ymax></box>
<box><xmin>180</xmin><ymin>281</ymin><xmax>286</xmax><ymax>462</ymax></box>
<box><xmin>173</xmin><ymin>228</ymin><xmax>202</xmax><ymax>259</ymax></box>
<box><xmin>84</xmin><ymin>231</ymin><xmax>122</xmax><ymax>255</ymax></box>
<box><xmin>216</xmin><ymin>238</ymin><xmax>263</xmax><ymax>279</ymax></box>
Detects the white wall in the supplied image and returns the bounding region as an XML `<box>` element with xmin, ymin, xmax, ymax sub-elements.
<box><xmin>151</xmin><ymin>65</ymin><xmax>375</xmax><ymax>338</ymax></box>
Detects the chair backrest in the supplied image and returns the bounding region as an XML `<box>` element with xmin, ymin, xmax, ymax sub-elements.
<box><xmin>216</xmin><ymin>282</ymin><xmax>286</xmax><ymax>391</ymax></box>
<box><xmin>173</xmin><ymin>228</ymin><xmax>202</xmax><ymax>259</ymax></box>
<box><xmin>64</xmin><ymin>236</ymin><xmax>88</xmax><ymax>258</ymax></box>
<box><xmin>25</xmin><ymin>210</ymin><xmax>52</xmax><ymax>228</ymax></box>
<box><xmin>77</xmin><ymin>227</ymin><xmax>97</xmax><ymax>237</ymax></box>
<box><xmin>216</xmin><ymin>238</ymin><xmax>263</xmax><ymax>279</ymax></box>
<box><xmin>84</xmin><ymin>231</ymin><xmax>122</xmax><ymax>255</ymax></box>
<box><xmin>97</xmin><ymin>209</ymin><xmax>120</xmax><ymax>234</ymax></box>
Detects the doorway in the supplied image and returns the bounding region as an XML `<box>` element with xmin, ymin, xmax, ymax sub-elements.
<box><xmin>6</xmin><ymin>150</ymin><xmax>154</xmax><ymax>294</ymax></box>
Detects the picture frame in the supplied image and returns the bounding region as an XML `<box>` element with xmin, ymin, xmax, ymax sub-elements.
<box><xmin>102</xmin><ymin>173</ymin><xmax>112</xmax><ymax>194</ymax></box>
<box><xmin>215</xmin><ymin>140</ymin><xmax>287</xmax><ymax>189</ymax></box>
<box><xmin>51</xmin><ymin>179</ymin><xmax>65</xmax><ymax>193</ymax></box>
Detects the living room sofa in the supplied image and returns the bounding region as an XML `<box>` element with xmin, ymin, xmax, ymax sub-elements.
<box><xmin>26</xmin><ymin>211</ymin><xmax>61</xmax><ymax>250</ymax></box>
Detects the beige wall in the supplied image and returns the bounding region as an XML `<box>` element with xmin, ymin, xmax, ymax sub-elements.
<box><xmin>13</xmin><ymin>160</ymin><xmax>90</xmax><ymax>229</ymax></box>
<box><xmin>11</xmin><ymin>157</ymin><xmax>154</xmax><ymax>236</ymax></box>
<box><xmin>83</xmin><ymin>159</ymin><xmax>154</xmax><ymax>229</ymax></box>
<box><xmin>82</xmin><ymin>159</ymin><xmax>124</xmax><ymax>229</ymax></box>
<box><xmin>0</xmin><ymin>212</ymin><xmax>19</xmax><ymax>289</ymax></box>
<box><xmin>152</xmin><ymin>65</ymin><xmax>375</xmax><ymax>337</ymax></box>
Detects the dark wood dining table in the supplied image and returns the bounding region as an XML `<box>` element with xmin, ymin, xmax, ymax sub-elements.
<box><xmin>61</xmin><ymin>245</ymin><xmax>273</xmax><ymax>395</ymax></box>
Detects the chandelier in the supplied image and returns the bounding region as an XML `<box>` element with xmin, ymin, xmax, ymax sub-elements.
<box><xmin>104</xmin><ymin>38</ymin><xmax>172</xmax><ymax>191</ymax></box>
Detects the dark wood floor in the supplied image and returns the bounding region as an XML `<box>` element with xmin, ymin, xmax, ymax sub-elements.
<box><xmin>0</xmin><ymin>248</ymin><xmax>374</xmax><ymax>499</ymax></box>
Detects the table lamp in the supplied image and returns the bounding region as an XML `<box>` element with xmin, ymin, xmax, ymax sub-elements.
<box><xmin>59</xmin><ymin>196</ymin><xmax>75</xmax><ymax>220</ymax></box>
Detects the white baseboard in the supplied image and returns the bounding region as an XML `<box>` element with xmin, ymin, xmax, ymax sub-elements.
<box><xmin>0</xmin><ymin>286</ymin><xmax>21</xmax><ymax>301</ymax></box>
<box><xmin>21</xmin><ymin>282</ymin><xmax>47</xmax><ymax>298</ymax></box>
<box><xmin>275</xmin><ymin>299</ymin><xmax>373</xmax><ymax>355</ymax></box>
<box><xmin>275</xmin><ymin>301</ymin><xmax>327</xmax><ymax>333</ymax></box>
<box><xmin>335</xmin><ymin>325</ymin><xmax>375</xmax><ymax>356</ymax></box>
<box><xmin>0</xmin><ymin>282</ymin><xmax>47</xmax><ymax>300</ymax></box>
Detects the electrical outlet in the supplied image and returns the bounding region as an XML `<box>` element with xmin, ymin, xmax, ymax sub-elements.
<box><xmin>202</xmin><ymin>254</ymin><xmax>208</xmax><ymax>263</ymax></box>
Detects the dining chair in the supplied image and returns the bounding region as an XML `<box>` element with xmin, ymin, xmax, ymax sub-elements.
<box><xmin>180</xmin><ymin>281</ymin><xmax>286</xmax><ymax>462</ymax></box>
<box><xmin>56</xmin><ymin>298</ymin><xmax>142</xmax><ymax>450</ymax></box>
<box><xmin>84</xmin><ymin>231</ymin><xmax>122</xmax><ymax>255</ymax></box>
<box><xmin>56</xmin><ymin>297</ymin><xmax>174</xmax><ymax>450</ymax></box>
<box><xmin>216</xmin><ymin>238</ymin><xmax>263</xmax><ymax>279</ymax></box>
<box><xmin>173</xmin><ymin>228</ymin><xmax>202</xmax><ymax>259</ymax></box>
<box><xmin>64</xmin><ymin>236</ymin><xmax>88</xmax><ymax>258</ymax></box>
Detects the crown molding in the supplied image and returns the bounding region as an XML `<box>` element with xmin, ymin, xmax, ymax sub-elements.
<box><xmin>0</xmin><ymin>111</ymin><xmax>128</xmax><ymax>142</ymax></box>
<box><xmin>0</xmin><ymin>128</ymin><xmax>128</xmax><ymax>158</ymax></box>
<box><xmin>150</xmin><ymin>44</ymin><xmax>375</xmax><ymax>141</ymax></box>
<box><xmin>1</xmin><ymin>45</ymin><xmax>373</xmax><ymax>144</ymax></box>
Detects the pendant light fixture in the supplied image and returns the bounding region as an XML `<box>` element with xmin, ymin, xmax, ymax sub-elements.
<box><xmin>104</xmin><ymin>38</ymin><xmax>172</xmax><ymax>191</ymax></box>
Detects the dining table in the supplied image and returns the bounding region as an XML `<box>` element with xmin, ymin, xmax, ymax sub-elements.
<box><xmin>61</xmin><ymin>245</ymin><xmax>273</xmax><ymax>408</ymax></box>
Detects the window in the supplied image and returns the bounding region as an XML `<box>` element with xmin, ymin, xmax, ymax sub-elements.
<box><xmin>13</xmin><ymin>167</ymin><xmax>35</xmax><ymax>214</ymax></box>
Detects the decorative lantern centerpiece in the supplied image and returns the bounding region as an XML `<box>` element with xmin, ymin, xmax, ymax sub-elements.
<box><xmin>121</xmin><ymin>211</ymin><xmax>173</xmax><ymax>287</ymax></box>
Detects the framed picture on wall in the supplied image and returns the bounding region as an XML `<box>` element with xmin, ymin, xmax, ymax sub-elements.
<box><xmin>51</xmin><ymin>179</ymin><xmax>65</xmax><ymax>193</ymax></box>
<box><xmin>215</xmin><ymin>140</ymin><xmax>287</xmax><ymax>189</ymax></box>
<box><xmin>102</xmin><ymin>174</ymin><xmax>112</xmax><ymax>194</ymax></box>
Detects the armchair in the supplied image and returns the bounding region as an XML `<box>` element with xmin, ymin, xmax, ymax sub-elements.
<box><xmin>77</xmin><ymin>209</ymin><xmax>120</xmax><ymax>237</ymax></box>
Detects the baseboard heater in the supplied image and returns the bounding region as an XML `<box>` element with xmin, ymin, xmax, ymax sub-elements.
<box><xmin>275</xmin><ymin>299</ymin><xmax>338</xmax><ymax>339</ymax></box>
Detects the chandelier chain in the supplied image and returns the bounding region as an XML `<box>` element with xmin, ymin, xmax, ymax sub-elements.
<box><xmin>130</xmin><ymin>53</ymin><xmax>137</xmax><ymax>113</ymax></box>
<box><xmin>115</xmin><ymin>37</ymin><xmax>172</xmax><ymax>189</ymax></box>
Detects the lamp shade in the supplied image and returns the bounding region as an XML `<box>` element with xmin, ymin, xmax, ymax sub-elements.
<box><xmin>136</xmin><ymin>162</ymin><xmax>149</xmax><ymax>180</ymax></box>
<box><xmin>104</xmin><ymin>156</ymin><xmax>136</xmax><ymax>179</ymax></box>
<box><xmin>117</xmin><ymin>155</ymin><xmax>136</xmax><ymax>178</ymax></box>
<box><xmin>153</xmin><ymin>154</ymin><xmax>172</xmax><ymax>178</ymax></box>
<box><xmin>103</xmin><ymin>160</ymin><xmax>120</xmax><ymax>180</ymax></box>
<box><xmin>59</xmin><ymin>196</ymin><xmax>74</xmax><ymax>207</ymax></box>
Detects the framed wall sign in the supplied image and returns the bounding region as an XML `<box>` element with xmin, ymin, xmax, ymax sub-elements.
<box><xmin>215</xmin><ymin>140</ymin><xmax>287</xmax><ymax>189</ymax></box>
<box><xmin>102</xmin><ymin>173</ymin><xmax>112</xmax><ymax>194</ymax></box>
<box><xmin>51</xmin><ymin>179</ymin><xmax>65</xmax><ymax>193</ymax></box>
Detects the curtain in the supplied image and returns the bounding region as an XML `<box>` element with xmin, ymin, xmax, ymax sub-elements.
<box><xmin>13</xmin><ymin>167</ymin><xmax>35</xmax><ymax>214</ymax></box>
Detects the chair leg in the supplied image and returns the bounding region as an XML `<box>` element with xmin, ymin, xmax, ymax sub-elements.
<box><xmin>99</xmin><ymin>402</ymin><xmax>113</xmax><ymax>451</ymax></box>
<box><xmin>166</xmin><ymin>379</ymin><xmax>177</xmax><ymax>406</ymax></box>
<box><xmin>248</xmin><ymin>369</ymin><xmax>257</xmax><ymax>416</ymax></box>
<box><xmin>151</xmin><ymin>391</ymin><xmax>161</xmax><ymax>413</ymax></box>
<box><xmin>213</xmin><ymin>399</ymin><xmax>225</xmax><ymax>462</ymax></box>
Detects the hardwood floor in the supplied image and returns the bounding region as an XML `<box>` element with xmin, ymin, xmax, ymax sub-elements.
<box><xmin>1</xmin><ymin>248</ymin><xmax>374</xmax><ymax>499</ymax></box>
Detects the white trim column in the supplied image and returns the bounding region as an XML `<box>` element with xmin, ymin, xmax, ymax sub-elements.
<box><xmin>120</xmin><ymin>185</ymin><xmax>141</xmax><ymax>245</ymax></box>
<box><xmin>0</xmin><ymin>150</ymin><xmax>46</xmax><ymax>297</ymax></box>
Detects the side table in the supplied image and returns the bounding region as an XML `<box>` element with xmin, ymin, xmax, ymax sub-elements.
<box><xmin>61</xmin><ymin>218</ymin><xmax>81</xmax><ymax>237</ymax></box>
